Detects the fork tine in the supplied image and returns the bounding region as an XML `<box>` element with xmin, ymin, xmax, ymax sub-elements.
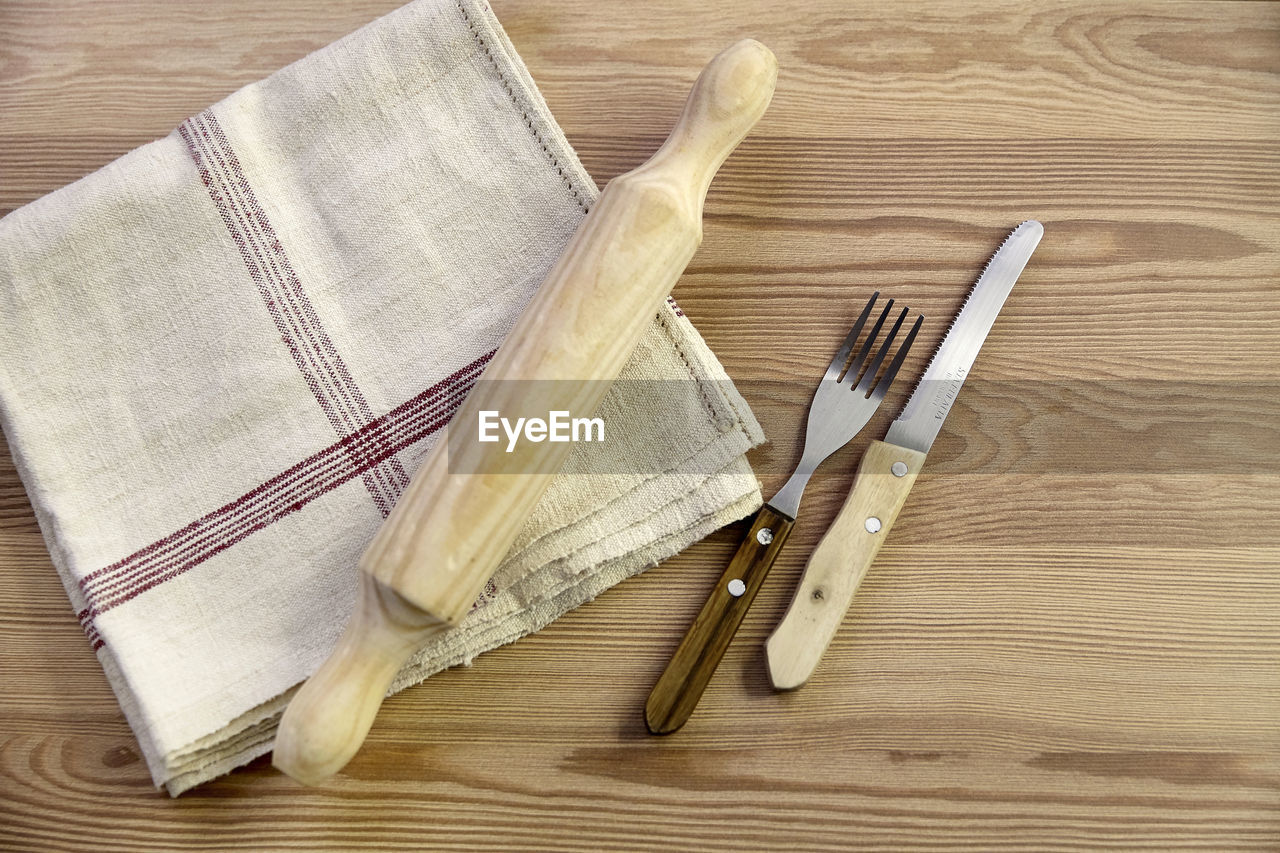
<box><xmin>855</xmin><ymin>305</ymin><xmax>908</xmax><ymax>395</ymax></box>
<box><xmin>847</xmin><ymin>297</ymin><xmax>894</xmax><ymax>386</ymax></box>
<box><xmin>823</xmin><ymin>292</ymin><xmax>878</xmax><ymax>383</ymax></box>
<box><xmin>870</xmin><ymin>313</ymin><xmax>924</xmax><ymax>400</ymax></box>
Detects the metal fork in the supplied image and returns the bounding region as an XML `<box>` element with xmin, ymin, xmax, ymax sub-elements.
<box><xmin>645</xmin><ymin>292</ymin><xmax>923</xmax><ymax>735</ymax></box>
<box><xmin>769</xmin><ymin>292</ymin><xmax>923</xmax><ymax>518</ymax></box>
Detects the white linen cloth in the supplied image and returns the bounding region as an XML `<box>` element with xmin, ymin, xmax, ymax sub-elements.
<box><xmin>0</xmin><ymin>0</ymin><xmax>763</xmax><ymax>794</ymax></box>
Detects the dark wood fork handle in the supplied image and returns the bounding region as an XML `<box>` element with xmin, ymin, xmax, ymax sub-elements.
<box><xmin>645</xmin><ymin>504</ymin><xmax>795</xmax><ymax>734</ymax></box>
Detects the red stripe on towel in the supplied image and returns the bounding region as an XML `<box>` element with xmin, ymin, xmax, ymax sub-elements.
<box><xmin>77</xmin><ymin>350</ymin><xmax>493</xmax><ymax>646</ymax></box>
<box><xmin>178</xmin><ymin>109</ymin><xmax>410</xmax><ymax>516</ymax></box>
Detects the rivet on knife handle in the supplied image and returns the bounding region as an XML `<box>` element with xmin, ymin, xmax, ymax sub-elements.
<box><xmin>272</xmin><ymin>39</ymin><xmax>778</xmax><ymax>786</ymax></box>
<box><xmin>765</xmin><ymin>441</ymin><xmax>924</xmax><ymax>689</ymax></box>
<box><xmin>765</xmin><ymin>220</ymin><xmax>1044</xmax><ymax>690</ymax></box>
<box><xmin>646</xmin><ymin>292</ymin><xmax>923</xmax><ymax>734</ymax></box>
<box><xmin>645</xmin><ymin>506</ymin><xmax>795</xmax><ymax>735</ymax></box>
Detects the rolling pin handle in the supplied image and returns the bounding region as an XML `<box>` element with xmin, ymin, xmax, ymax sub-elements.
<box><xmin>273</xmin><ymin>573</ymin><xmax>448</xmax><ymax>785</ymax></box>
<box><xmin>645</xmin><ymin>39</ymin><xmax>778</xmax><ymax>207</ymax></box>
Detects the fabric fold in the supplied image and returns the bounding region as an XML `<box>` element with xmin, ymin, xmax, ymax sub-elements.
<box><xmin>0</xmin><ymin>0</ymin><xmax>764</xmax><ymax>794</ymax></box>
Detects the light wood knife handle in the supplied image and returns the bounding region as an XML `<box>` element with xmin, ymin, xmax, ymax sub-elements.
<box><xmin>274</xmin><ymin>40</ymin><xmax>777</xmax><ymax>785</ymax></box>
<box><xmin>765</xmin><ymin>440</ymin><xmax>926</xmax><ymax>690</ymax></box>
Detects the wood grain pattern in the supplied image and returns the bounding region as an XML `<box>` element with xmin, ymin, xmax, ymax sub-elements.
<box><xmin>2</xmin><ymin>0</ymin><xmax>1278</xmax><ymax>849</ymax></box>
<box><xmin>767</xmin><ymin>439</ymin><xmax>927</xmax><ymax>690</ymax></box>
<box><xmin>645</xmin><ymin>505</ymin><xmax>795</xmax><ymax>735</ymax></box>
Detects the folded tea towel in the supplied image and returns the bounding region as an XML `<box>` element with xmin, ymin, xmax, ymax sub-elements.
<box><xmin>0</xmin><ymin>0</ymin><xmax>764</xmax><ymax>794</ymax></box>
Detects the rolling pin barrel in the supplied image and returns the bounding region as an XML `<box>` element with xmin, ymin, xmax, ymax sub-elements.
<box><xmin>273</xmin><ymin>38</ymin><xmax>777</xmax><ymax>786</ymax></box>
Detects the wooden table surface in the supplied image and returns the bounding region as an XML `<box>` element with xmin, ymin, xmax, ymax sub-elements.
<box><xmin>3</xmin><ymin>1</ymin><xmax>1278</xmax><ymax>849</ymax></box>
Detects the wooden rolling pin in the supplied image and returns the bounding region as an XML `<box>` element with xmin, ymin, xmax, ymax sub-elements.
<box><xmin>272</xmin><ymin>39</ymin><xmax>777</xmax><ymax>785</ymax></box>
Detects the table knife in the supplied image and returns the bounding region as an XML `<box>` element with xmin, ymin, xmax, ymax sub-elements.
<box><xmin>766</xmin><ymin>220</ymin><xmax>1044</xmax><ymax>689</ymax></box>
<box><xmin>646</xmin><ymin>291</ymin><xmax>923</xmax><ymax>734</ymax></box>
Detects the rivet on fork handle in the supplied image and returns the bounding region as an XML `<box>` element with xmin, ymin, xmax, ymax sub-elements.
<box><xmin>644</xmin><ymin>291</ymin><xmax>923</xmax><ymax>734</ymax></box>
<box><xmin>645</xmin><ymin>505</ymin><xmax>795</xmax><ymax>735</ymax></box>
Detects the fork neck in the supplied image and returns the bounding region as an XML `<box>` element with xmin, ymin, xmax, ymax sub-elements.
<box><xmin>766</xmin><ymin>460</ymin><xmax>819</xmax><ymax>520</ymax></box>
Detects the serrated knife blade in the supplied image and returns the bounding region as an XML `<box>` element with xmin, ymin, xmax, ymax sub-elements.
<box><xmin>885</xmin><ymin>219</ymin><xmax>1043</xmax><ymax>454</ymax></box>
<box><xmin>765</xmin><ymin>220</ymin><xmax>1043</xmax><ymax>690</ymax></box>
